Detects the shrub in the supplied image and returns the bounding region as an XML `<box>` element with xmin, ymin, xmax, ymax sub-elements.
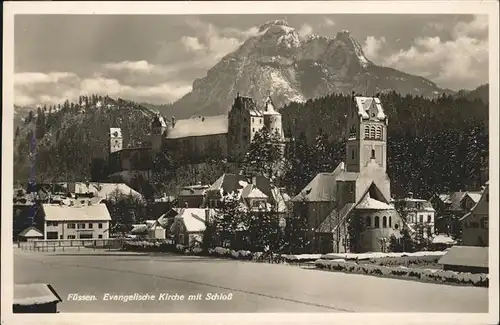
<box><xmin>313</xmin><ymin>259</ymin><xmax>488</xmax><ymax>287</ymax></box>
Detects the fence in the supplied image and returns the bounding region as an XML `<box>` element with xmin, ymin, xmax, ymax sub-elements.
<box><xmin>18</xmin><ymin>238</ymin><xmax>124</xmax><ymax>252</ymax></box>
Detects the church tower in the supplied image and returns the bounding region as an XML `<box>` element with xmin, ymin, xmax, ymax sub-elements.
<box><xmin>109</xmin><ymin>128</ymin><xmax>123</xmax><ymax>154</ymax></box>
<box><xmin>345</xmin><ymin>96</ymin><xmax>388</xmax><ymax>173</ymax></box>
<box><xmin>151</xmin><ymin>113</ymin><xmax>167</xmax><ymax>155</ymax></box>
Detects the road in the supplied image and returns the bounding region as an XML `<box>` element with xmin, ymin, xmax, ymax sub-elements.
<box><xmin>14</xmin><ymin>247</ymin><xmax>488</xmax><ymax>313</ymax></box>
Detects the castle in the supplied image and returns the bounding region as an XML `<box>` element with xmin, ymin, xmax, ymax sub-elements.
<box><xmin>107</xmin><ymin>94</ymin><xmax>285</xmax><ymax>181</ymax></box>
<box><xmin>293</xmin><ymin>96</ymin><xmax>402</xmax><ymax>253</ymax></box>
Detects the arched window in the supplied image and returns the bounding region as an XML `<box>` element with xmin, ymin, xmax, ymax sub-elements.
<box><xmin>376</xmin><ymin>125</ymin><xmax>382</xmax><ymax>139</ymax></box>
<box><xmin>394</xmin><ymin>223</ymin><xmax>399</xmax><ymax>230</ymax></box>
<box><xmin>370</xmin><ymin>125</ymin><xmax>376</xmax><ymax>139</ymax></box>
<box><xmin>389</xmin><ymin>216</ymin><xmax>392</xmax><ymax>228</ymax></box>
<box><xmin>382</xmin><ymin>216</ymin><xmax>387</xmax><ymax>228</ymax></box>
<box><xmin>365</xmin><ymin>216</ymin><xmax>371</xmax><ymax>228</ymax></box>
<box><xmin>364</xmin><ymin>126</ymin><xmax>370</xmax><ymax>139</ymax></box>
<box><xmin>374</xmin><ymin>216</ymin><xmax>380</xmax><ymax>228</ymax></box>
<box><xmin>371</xmin><ymin>149</ymin><xmax>376</xmax><ymax>159</ymax></box>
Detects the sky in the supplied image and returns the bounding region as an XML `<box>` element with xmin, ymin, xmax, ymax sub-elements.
<box><xmin>13</xmin><ymin>14</ymin><xmax>489</xmax><ymax>107</ymax></box>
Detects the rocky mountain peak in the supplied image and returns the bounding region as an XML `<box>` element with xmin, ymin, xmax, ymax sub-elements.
<box><xmin>166</xmin><ymin>21</ymin><xmax>448</xmax><ymax>119</ymax></box>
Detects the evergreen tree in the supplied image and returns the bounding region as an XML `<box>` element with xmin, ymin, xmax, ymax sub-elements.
<box><xmin>241</xmin><ymin>128</ymin><xmax>283</xmax><ymax>181</ymax></box>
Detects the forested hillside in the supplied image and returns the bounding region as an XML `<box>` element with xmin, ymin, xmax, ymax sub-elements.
<box><xmin>13</xmin><ymin>91</ymin><xmax>489</xmax><ymax>201</ymax></box>
<box><xmin>280</xmin><ymin>91</ymin><xmax>489</xmax><ymax>199</ymax></box>
<box><xmin>14</xmin><ymin>95</ymin><xmax>156</xmax><ymax>183</ymax></box>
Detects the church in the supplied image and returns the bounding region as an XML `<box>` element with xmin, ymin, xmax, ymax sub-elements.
<box><xmin>293</xmin><ymin>96</ymin><xmax>402</xmax><ymax>253</ymax></box>
<box><xmin>107</xmin><ymin>94</ymin><xmax>285</xmax><ymax>181</ymax></box>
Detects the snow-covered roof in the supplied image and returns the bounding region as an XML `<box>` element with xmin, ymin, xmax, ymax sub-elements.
<box><xmin>72</xmin><ymin>182</ymin><xmax>143</xmax><ymax>201</ymax></box>
<box><xmin>354</xmin><ymin>97</ymin><xmax>385</xmax><ymax>120</ymax></box>
<box><xmin>43</xmin><ymin>203</ymin><xmax>112</xmax><ymax>222</ymax></box>
<box><xmin>174</xmin><ymin>208</ymin><xmax>216</xmax><ymax>232</ymax></box>
<box><xmin>438</xmin><ymin>246</ymin><xmax>488</xmax><ymax>268</ymax></box>
<box><xmin>355</xmin><ymin>197</ymin><xmax>394</xmax><ymax>210</ymax></box>
<box><xmin>243</xmin><ymin>185</ymin><xmax>268</xmax><ymax>199</ymax></box>
<box><xmin>167</xmin><ymin>115</ymin><xmax>228</xmax><ymax>139</ymax></box>
<box><xmin>431</xmin><ymin>234</ymin><xmax>456</xmax><ymax>245</ymax></box>
<box><xmin>292</xmin><ymin>172</ymin><xmax>339</xmax><ymax>202</ymax></box>
<box><xmin>18</xmin><ymin>226</ymin><xmax>43</xmax><ymax>238</ymax></box>
<box><xmin>465</xmin><ymin>192</ymin><xmax>482</xmax><ymax>203</ymax></box>
<box><xmin>14</xmin><ymin>284</ymin><xmax>62</xmax><ymax>306</ymax></box>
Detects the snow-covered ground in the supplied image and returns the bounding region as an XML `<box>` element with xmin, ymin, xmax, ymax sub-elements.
<box><xmin>14</xmin><ymin>249</ymin><xmax>487</xmax><ymax>313</ymax></box>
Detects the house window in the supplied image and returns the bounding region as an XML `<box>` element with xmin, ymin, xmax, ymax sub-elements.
<box><xmin>389</xmin><ymin>216</ymin><xmax>392</xmax><ymax>228</ymax></box>
<box><xmin>77</xmin><ymin>223</ymin><xmax>86</xmax><ymax>229</ymax></box>
<box><xmin>382</xmin><ymin>216</ymin><xmax>387</xmax><ymax>228</ymax></box>
<box><xmin>351</xmin><ymin>149</ymin><xmax>355</xmax><ymax>160</ymax></box>
<box><xmin>67</xmin><ymin>235</ymin><xmax>76</xmax><ymax>239</ymax></box>
<box><xmin>98</xmin><ymin>234</ymin><xmax>103</xmax><ymax>239</ymax></box>
<box><xmin>67</xmin><ymin>223</ymin><xmax>76</xmax><ymax>229</ymax></box>
<box><xmin>252</xmin><ymin>118</ymin><xmax>254</xmax><ymax>123</ymax></box>
<box><xmin>374</xmin><ymin>216</ymin><xmax>380</xmax><ymax>228</ymax></box>
<box><xmin>365</xmin><ymin>216</ymin><xmax>371</xmax><ymax>228</ymax></box>
<box><xmin>88</xmin><ymin>223</ymin><xmax>93</xmax><ymax>228</ymax></box>
<box><xmin>260</xmin><ymin>119</ymin><xmax>263</xmax><ymax>124</ymax></box>
<box><xmin>179</xmin><ymin>234</ymin><xmax>184</xmax><ymax>244</ymax></box>
<box><xmin>252</xmin><ymin>128</ymin><xmax>255</xmax><ymax>132</ymax></box>
<box><xmin>98</xmin><ymin>223</ymin><xmax>103</xmax><ymax>229</ymax></box>
<box><xmin>46</xmin><ymin>221</ymin><xmax>57</xmax><ymax>227</ymax></box>
<box><xmin>481</xmin><ymin>218</ymin><xmax>488</xmax><ymax>229</ymax></box>
<box><xmin>370</xmin><ymin>125</ymin><xmax>376</xmax><ymax>139</ymax></box>
<box><xmin>427</xmin><ymin>215</ymin><xmax>432</xmax><ymax>223</ymax></box>
<box><xmin>371</xmin><ymin>149</ymin><xmax>376</xmax><ymax>159</ymax></box>
<box><xmin>419</xmin><ymin>215</ymin><xmax>423</xmax><ymax>223</ymax></box>
<box><xmin>59</xmin><ymin>235</ymin><xmax>63</xmax><ymax>239</ymax></box>
<box><xmin>79</xmin><ymin>233</ymin><xmax>93</xmax><ymax>239</ymax></box>
<box><xmin>364</xmin><ymin>126</ymin><xmax>370</xmax><ymax>139</ymax></box>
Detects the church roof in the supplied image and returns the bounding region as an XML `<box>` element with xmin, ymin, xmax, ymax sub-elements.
<box><xmin>355</xmin><ymin>96</ymin><xmax>386</xmax><ymax>120</ymax></box>
<box><xmin>18</xmin><ymin>226</ymin><xmax>43</xmax><ymax>238</ymax></box>
<box><xmin>292</xmin><ymin>173</ymin><xmax>339</xmax><ymax>202</ymax></box>
<box><xmin>166</xmin><ymin>115</ymin><xmax>228</xmax><ymax>139</ymax></box>
<box><xmin>356</xmin><ymin>196</ymin><xmax>393</xmax><ymax>210</ymax></box>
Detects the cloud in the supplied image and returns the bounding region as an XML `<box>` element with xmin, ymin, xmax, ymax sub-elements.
<box><xmin>362</xmin><ymin>36</ymin><xmax>387</xmax><ymax>61</ymax></box>
<box><xmin>323</xmin><ymin>18</ymin><xmax>335</xmax><ymax>27</ymax></box>
<box><xmin>298</xmin><ymin>24</ymin><xmax>314</xmax><ymax>37</ymax></box>
<box><xmin>14</xmin><ymin>66</ymin><xmax>193</xmax><ymax>107</ymax></box>
<box><xmin>181</xmin><ymin>36</ymin><xmax>206</xmax><ymax>52</ymax></box>
<box><xmin>14</xmin><ymin>72</ymin><xmax>79</xmax><ymax>85</ymax></box>
<box><xmin>379</xmin><ymin>15</ymin><xmax>488</xmax><ymax>90</ymax></box>
<box><xmin>103</xmin><ymin>60</ymin><xmax>156</xmax><ymax>72</ymax></box>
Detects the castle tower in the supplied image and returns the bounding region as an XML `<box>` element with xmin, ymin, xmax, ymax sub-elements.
<box><xmin>345</xmin><ymin>96</ymin><xmax>388</xmax><ymax>173</ymax></box>
<box><xmin>151</xmin><ymin>113</ymin><xmax>167</xmax><ymax>154</ymax></box>
<box><xmin>263</xmin><ymin>96</ymin><xmax>284</xmax><ymax>141</ymax></box>
<box><xmin>109</xmin><ymin>128</ymin><xmax>123</xmax><ymax>154</ymax></box>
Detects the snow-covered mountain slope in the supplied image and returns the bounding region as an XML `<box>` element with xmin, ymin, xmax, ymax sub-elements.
<box><xmin>166</xmin><ymin>20</ymin><xmax>450</xmax><ymax>119</ymax></box>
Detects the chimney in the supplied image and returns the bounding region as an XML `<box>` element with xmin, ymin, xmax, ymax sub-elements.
<box><xmin>184</xmin><ymin>201</ymin><xmax>189</xmax><ymax>208</ymax></box>
<box><xmin>408</xmin><ymin>192</ymin><xmax>414</xmax><ymax>199</ymax></box>
<box><xmin>236</xmin><ymin>92</ymin><xmax>240</xmax><ymax>98</ymax></box>
<box><xmin>252</xmin><ymin>176</ymin><xmax>258</xmax><ymax>186</ymax></box>
<box><xmin>172</xmin><ymin>116</ymin><xmax>176</xmax><ymax>128</ymax></box>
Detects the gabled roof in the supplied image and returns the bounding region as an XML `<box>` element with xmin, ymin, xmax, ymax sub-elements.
<box><xmin>431</xmin><ymin>234</ymin><xmax>456</xmax><ymax>245</ymax></box>
<box><xmin>438</xmin><ymin>246</ymin><xmax>488</xmax><ymax>268</ymax></box>
<box><xmin>43</xmin><ymin>203</ymin><xmax>112</xmax><ymax>222</ymax></box>
<box><xmin>292</xmin><ymin>173</ymin><xmax>339</xmax><ymax>202</ymax></box>
<box><xmin>18</xmin><ymin>226</ymin><xmax>43</xmax><ymax>238</ymax></box>
<box><xmin>460</xmin><ymin>184</ymin><xmax>489</xmax><ymax>221</ymax></box>
<box><xmin>242</xmin><ymin>184</ymin><xmax>268</xmax><ymax>199</ymax></box>
<box><xmin>464</xmin><ymin>192</ymin><xmax>482</xmax><ymax>204</ymax></box>
<box><xmin>436</xmin><ymin>191</ymin><xmax>467</xmax><ymax>210</ymax></box>
<box><xmin>166</xmin><ymin>115</ymin><xmax>228</xmax><ymax>139</ymax></box>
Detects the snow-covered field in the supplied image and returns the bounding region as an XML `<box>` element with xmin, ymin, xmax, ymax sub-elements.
<box><xmin>14</xmin><ymin>248</ymin><xmax>487</xmax><ymax>313</ymax></box>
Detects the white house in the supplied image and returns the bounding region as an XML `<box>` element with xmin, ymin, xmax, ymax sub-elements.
<box><xmin>394</xmin><ymin>192</ymin><xmax>436</xmax><ymax>233</ymax></box>
<box><xmin>42</xmin><ymin>203</ymin><xmax>112</xmax><ymax>240</ymax></box>
<box><xmin>167</xmin><ymin>208</ymin><xmax>216</xmax><ymax>247</ymax></box>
